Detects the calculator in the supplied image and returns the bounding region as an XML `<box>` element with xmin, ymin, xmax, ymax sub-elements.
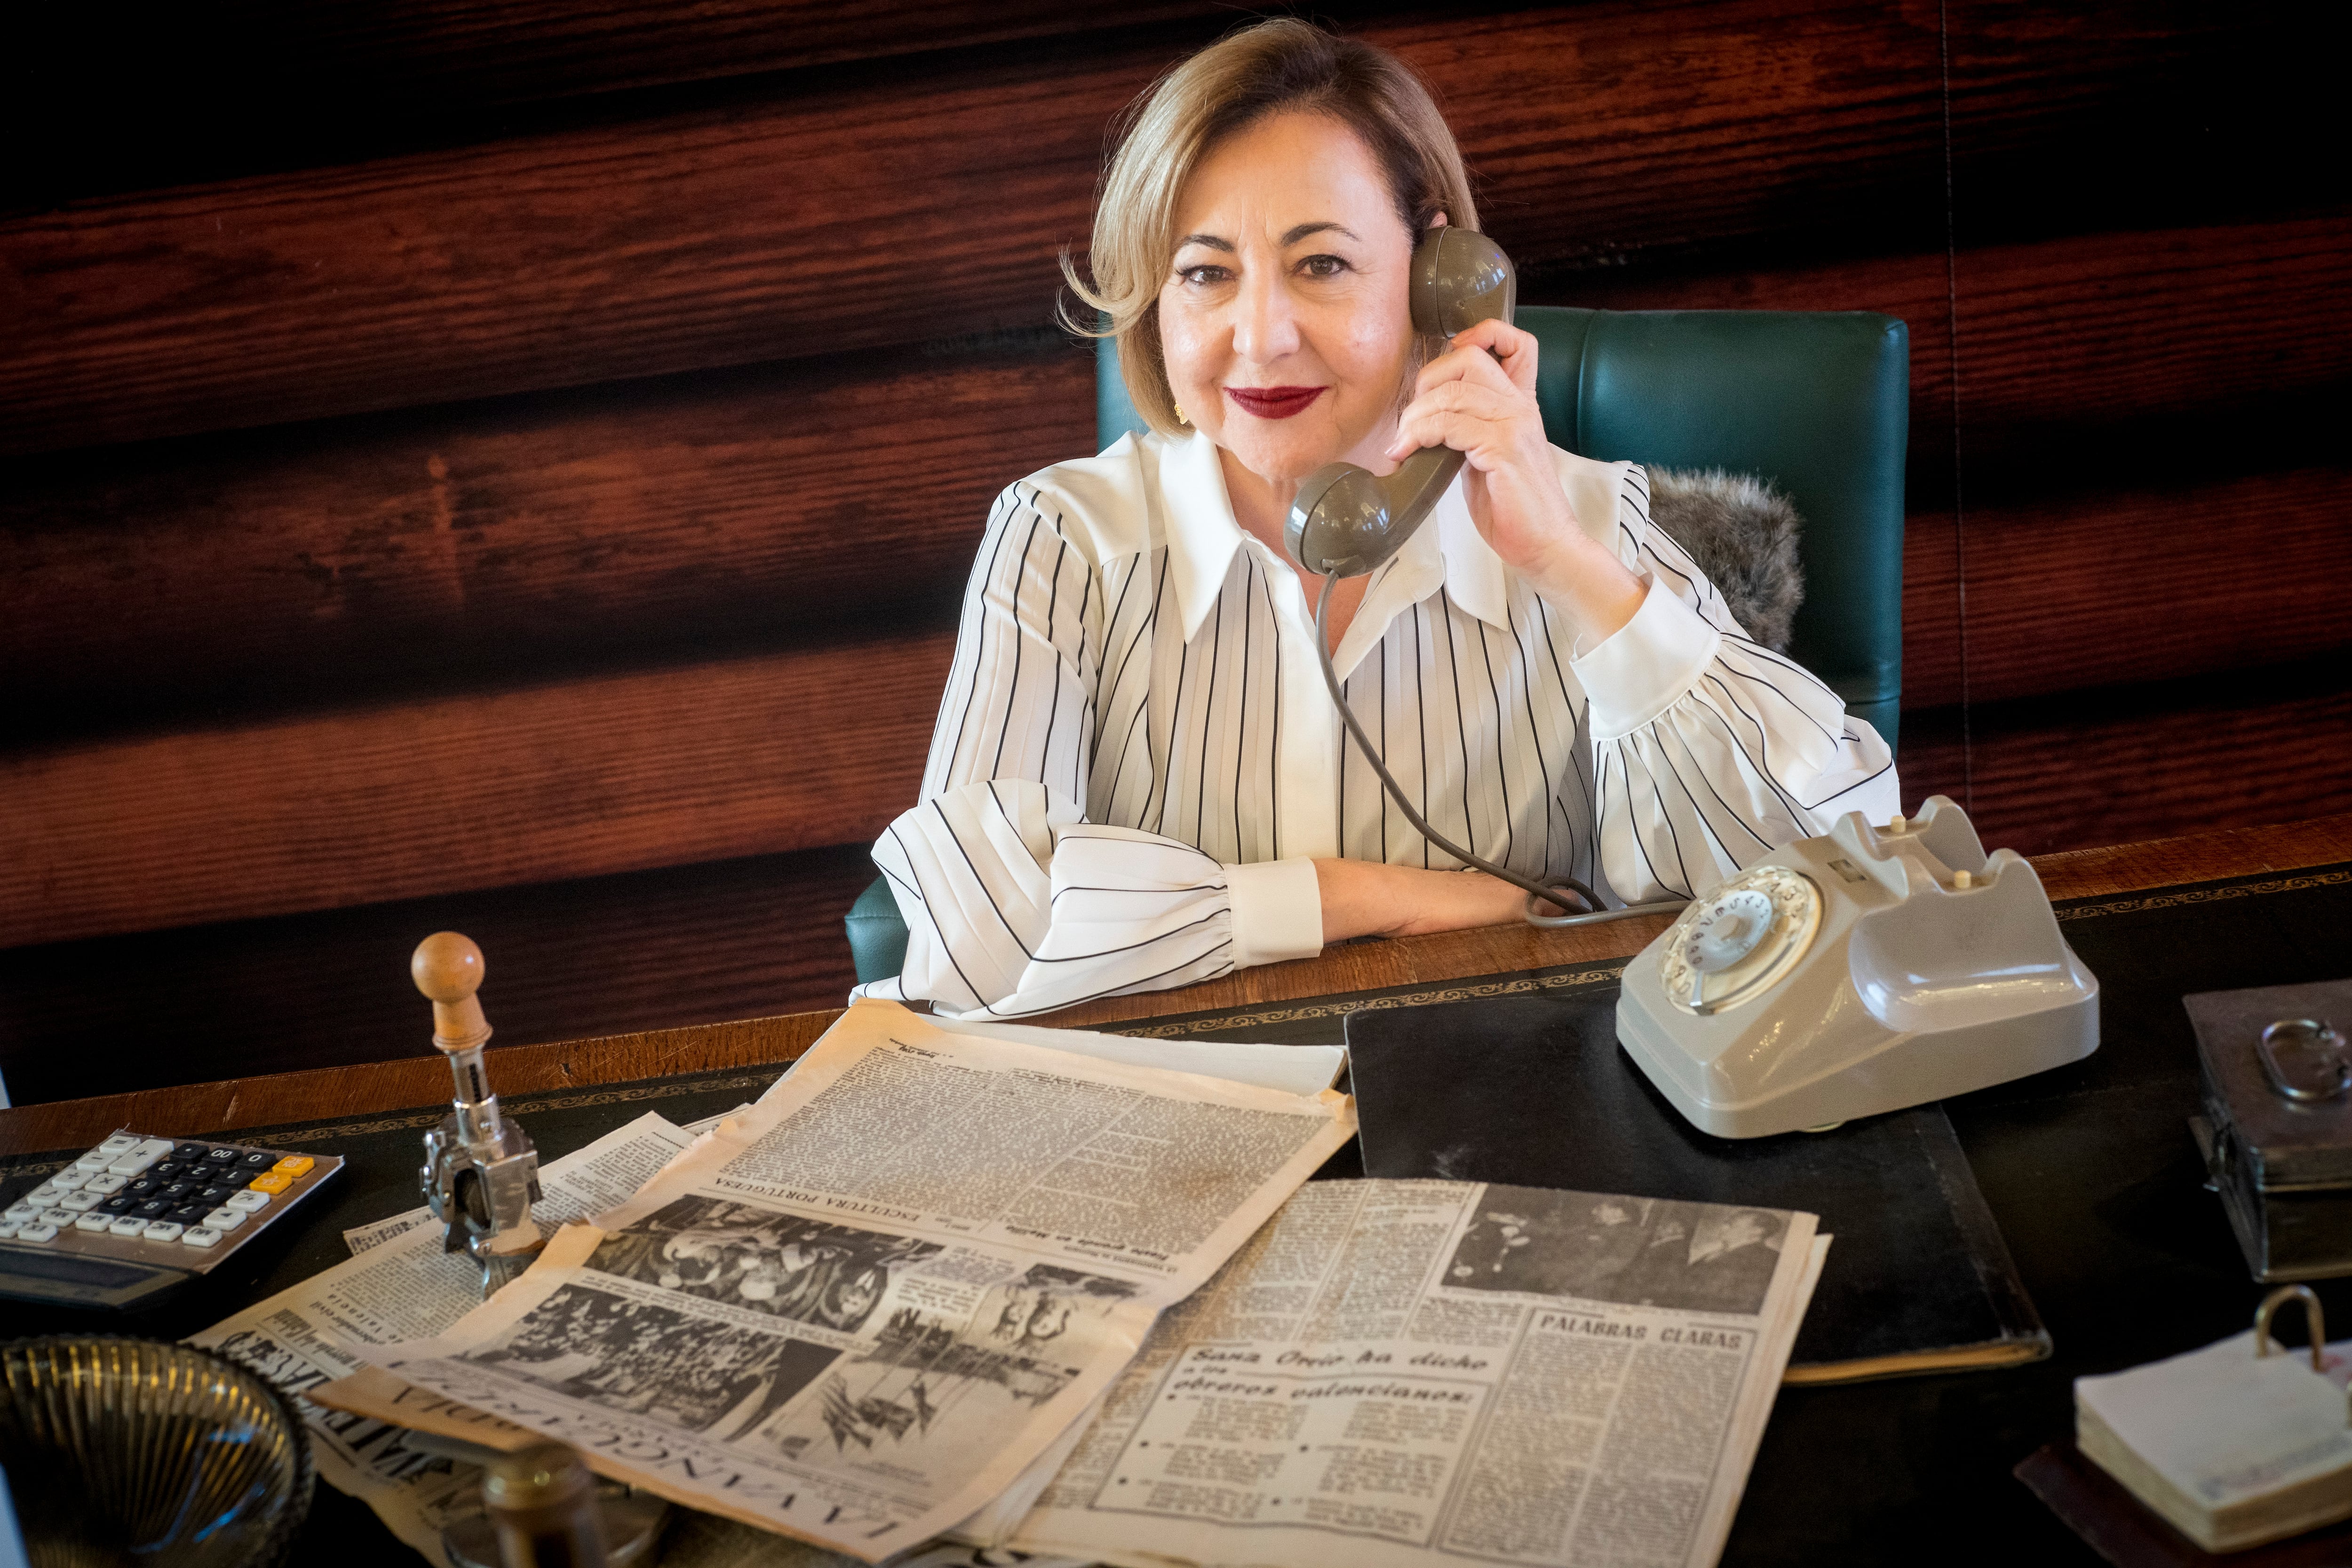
<box><xmin>0</xmin><ymin>1131</ymin><xmax>343</xmax><ymax>1311</ymax></box>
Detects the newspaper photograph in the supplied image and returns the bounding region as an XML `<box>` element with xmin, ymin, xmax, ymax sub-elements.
<box><xmin>313</xmin><ymin>997</ymin><xmax>1355</xmax><ymax>1561</ymax></box>
<box><xmin>1011</xmin><ymin>1178</ymin><xmax>1827</xmax><ymax>1568</ymax></box>
<box><xmin>188</xmin><ymin>1110</ymin><xmax>701</xmax><ymax>1562</ymax></box>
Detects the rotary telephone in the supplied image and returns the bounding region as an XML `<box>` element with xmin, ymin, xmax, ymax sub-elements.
<box><xmin>1616</xmin><ymin>796</ymin><xmax>2101</xmax><ymax>1138</ymax></box>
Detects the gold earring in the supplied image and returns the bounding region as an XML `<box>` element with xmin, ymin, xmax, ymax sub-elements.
<box><xmin>1175</xmin><ymin>405</ymin><xmax>1188</xmax><ymax>425</ymax></box>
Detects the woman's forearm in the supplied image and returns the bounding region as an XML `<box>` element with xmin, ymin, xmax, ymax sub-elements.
<box><xmin>1314</xmin><ymin>857</ymin><xmax>1529</xmax><ymax>942</ymax></box>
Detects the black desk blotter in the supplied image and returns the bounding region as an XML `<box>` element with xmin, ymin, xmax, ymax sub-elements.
<box><xmin>1346</xmin><ymin>987</ymin><xmax>2049</xmax><ymax>1381</ymax></box>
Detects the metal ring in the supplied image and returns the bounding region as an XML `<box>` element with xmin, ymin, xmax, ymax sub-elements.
<box><xmin>2257</xmin><ymin>1018</ymin><xmax>2350</xmax><ymax>1103</ymax></box>
<box><xmin>2254</xmin><ymin>1283</ymin><xmax>2327</xmax><ymax>1372</ymax></box>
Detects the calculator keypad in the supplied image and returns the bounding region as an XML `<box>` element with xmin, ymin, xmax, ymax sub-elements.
<box><xmin>1</xmin><ymin>1130</ymin><xmax>341</xmax><ymax>1300</ymax></box>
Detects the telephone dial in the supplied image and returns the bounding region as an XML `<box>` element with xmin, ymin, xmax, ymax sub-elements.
<box><xmin>1286</xmin><ymin>226</ymin><xmax>1677</xmax><ymax>930</ymax></box>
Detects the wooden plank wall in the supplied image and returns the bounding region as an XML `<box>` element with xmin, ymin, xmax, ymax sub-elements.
<box><xmin>4</xmin><ymin>1</ymin><xmax>2345</xmax><ymax>1103</ymax></box>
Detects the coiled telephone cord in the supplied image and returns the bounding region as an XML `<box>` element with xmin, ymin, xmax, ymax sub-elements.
<box><xmin>1313</xmin><ymin>575</ymin><xmax>1689</xmax><ymax>930</ymax></box>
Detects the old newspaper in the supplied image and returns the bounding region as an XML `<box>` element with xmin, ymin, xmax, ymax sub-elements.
<box><xmin>1011</xmin><ymin>1178</ymin><xmax>1827</xmax><ymax>1568</ymax></box>
<box><xmin>313</xmin><ymin>997</ymin><xmax>1355</xmax><ymax>1561</ymax></box>
<box><xmin>188</xmin><ymin>1110</ymin><xmax>703</xmax><ymax>1561</ymax></box>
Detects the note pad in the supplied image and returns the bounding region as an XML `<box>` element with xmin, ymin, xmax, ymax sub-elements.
<box><xmin>2078</xmin><ymin>1331</ymin><xmax>2352</xmax><ymax>1552</ymax></box>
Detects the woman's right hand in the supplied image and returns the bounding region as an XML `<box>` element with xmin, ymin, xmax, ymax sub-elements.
<box><xmin>1315</xmin><ymin>858</ymin><xmax>1532</xmax><ymax>942</ymax></box>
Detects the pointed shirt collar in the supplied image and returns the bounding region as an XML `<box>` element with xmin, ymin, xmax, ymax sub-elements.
<box><xmin>1155</xmin><ymin>428</ymin><xmax>1514</xmax><ymax>658</ymax></box>
<box><xmin>1160</xmin><ymin>429</ymin><xmax>1251</xmax><ymax>644</ymax></box>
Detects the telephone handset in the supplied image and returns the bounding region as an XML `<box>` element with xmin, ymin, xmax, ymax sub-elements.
<box><xmin>1284</xmin><ymin>226</ymin><xmax>1679</xmax><ymax>930</ymax></box>
<box><xmin>1284</xmin><ymin>225</ymin><xmax>1517</xmax><ymax>579</ymax></box>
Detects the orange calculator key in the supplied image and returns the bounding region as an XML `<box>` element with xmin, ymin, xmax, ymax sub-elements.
<box><xmin>272</xmin><ymin>1156</ymin><xmax>315</xmax><ymax>1178</ymax></box>
<box><xmin>248</xmin><ymin>1171</ymin><xmax>294</xmax><ymax>1194</ymax></box>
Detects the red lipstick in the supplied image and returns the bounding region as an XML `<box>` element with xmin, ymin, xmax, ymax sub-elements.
<box><xmin>1224</xmin><ymin>385</ymin><xmax>1325</xmax><ymax>420</ymax></box>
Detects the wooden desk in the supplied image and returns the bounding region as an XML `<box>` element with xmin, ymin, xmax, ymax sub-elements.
<box><xmin>5</xmin><ymin>813</ymin><xmax>2349</xmax><ymax>1568</ymax></box>
<box><xmin>7</xmin><ymin>812</ymin><xmax>2347</xmax><ymax>1159</ymax></box>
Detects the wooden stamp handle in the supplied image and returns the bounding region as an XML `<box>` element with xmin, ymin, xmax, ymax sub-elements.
<box><xmin>412</xmin><ymin>931</ymin><xmax>493</xmax><ymax>1055</ymax></box>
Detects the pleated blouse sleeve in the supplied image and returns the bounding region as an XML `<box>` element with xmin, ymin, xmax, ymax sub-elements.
<box><xmin>858</xmin><ymin>480</ymin><xmax>1321</xmax><ymax>1019</ymax></box>
<box><xmin>1568</xmin><ymin>463</ymin><xmax>1901</xmax><ymax>904</ymax></box>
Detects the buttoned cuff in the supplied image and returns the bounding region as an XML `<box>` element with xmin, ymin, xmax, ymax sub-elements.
<box><xmin>1224</xmin><ymin>857</ymin><xmax>1324</xmax><ymax>969</ymax></box>
<box><xmin>1570</xmin><ymin>574</ymin><xmax>1723</xmax><ymax>741</ymax></box>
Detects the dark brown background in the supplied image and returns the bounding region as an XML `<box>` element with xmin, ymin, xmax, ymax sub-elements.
<box><xmin>3</xmin><ymin>1</ymin><xmax>2345</xmax><ymax>1105</ymax></box>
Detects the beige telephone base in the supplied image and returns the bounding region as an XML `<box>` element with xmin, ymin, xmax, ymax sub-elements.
<box><xmin>1616</xmin><ymin>796</ymin><xmax>2099</xmax><ymax>1139</ymax></box>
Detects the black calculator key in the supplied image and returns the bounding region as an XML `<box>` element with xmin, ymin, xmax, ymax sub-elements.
<box><xmin>152</xmin><ymin>1162</ymin><xmax>185</xmax><ymax>1180</ymax></box>
<box><xmin>205</xmin><ymin>1148</ymin><xmax>238</xmax><ymax>1164</ymax></box>
<box><xmin>126</xmin><ymin>1177</ymin><xmax>162</xmax><ymax>1197</ymax></box>
<box><xmin>238</xmin><ymin>1151</ymin><xmax>276</xmax><ymax>1170</ymax></box>
<box><xmin>135</xmin><ymin>1200</ymin><xmax>170</xmax><ymax>1218</ymax></box>
<box><xmin>102</xmin><ymin>1194</ymin><xmax>136</xmax><ymax>1213</ymax></box>
<box><xmin>174</xmin><ymin>1142</ymin><xmax>212</xmax><ymax>1161</ymax></box>
<box><xmin>199</xmin><ymin>1185</ymin><xmax>234</xmax><ymax>1205</ymax></box>
<box><xmin>168</xmin><ymin>1204</ymin><xmax>210</xmax><ymax>1224</ymax></box>
<box><xmin>161</xmin><ymin>1183</ymin><xmax>196</xmax><ymax>1202</ymax></box>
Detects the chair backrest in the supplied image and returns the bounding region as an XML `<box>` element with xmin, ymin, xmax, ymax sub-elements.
<box><xmin>1097</xmin><ymin>307</ymin><xmax>1909</xmax><ymax>748</ymax></box>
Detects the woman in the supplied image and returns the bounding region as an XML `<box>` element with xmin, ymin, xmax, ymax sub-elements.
<box><xmin>865</xmin><ymin>20</ymin><xmax>1896</xmax><ymax>1019</ymax></box>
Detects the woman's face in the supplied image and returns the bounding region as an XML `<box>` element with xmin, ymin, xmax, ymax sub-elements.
<box><xmin>1160</xmin><ymin>111</ymin><xmax>1422</xmax><ymax>487</ymax></box>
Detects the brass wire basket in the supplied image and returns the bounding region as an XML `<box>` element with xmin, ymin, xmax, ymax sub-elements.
<box><xmin>0</xmin><ymin>1336</ymin><xmax>314</xmax><ymax>1568</ymax></box>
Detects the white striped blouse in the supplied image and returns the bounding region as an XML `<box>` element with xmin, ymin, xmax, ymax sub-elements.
<box><xmin>860</xmin><ymin>426</ymin><xmax>1898</xmax><ymax>1019</ymax></box>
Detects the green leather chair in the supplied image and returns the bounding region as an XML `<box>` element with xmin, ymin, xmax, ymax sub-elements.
<box><xmin>847</xmin><ymin>308</ymin><xmax>1909</xmax><ymax>985</ymax></box>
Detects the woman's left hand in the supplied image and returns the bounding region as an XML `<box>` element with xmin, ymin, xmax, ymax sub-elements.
<box><xmin>1386</xmin><ymin>318</ymin><xmax>1645</xmax><ymax>636</ymax></box>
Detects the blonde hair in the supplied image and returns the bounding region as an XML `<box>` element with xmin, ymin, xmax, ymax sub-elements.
<box><xmin>1061</xmin><ymin>18</ymin><xmax>1478</xmax><ymax>437</ymax></box>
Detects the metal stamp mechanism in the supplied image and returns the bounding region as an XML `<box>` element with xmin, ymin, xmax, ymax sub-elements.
<box><xmin>414</xmin><ymin>931</ymin><xmax>544</xmax><ymax>1295</ymax></box>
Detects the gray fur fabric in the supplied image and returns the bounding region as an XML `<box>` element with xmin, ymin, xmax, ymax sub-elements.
<box><xmin>1646</xmin><ymin>466</ymin><xmax>1805</xmax><ymax>652</ymax></box>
